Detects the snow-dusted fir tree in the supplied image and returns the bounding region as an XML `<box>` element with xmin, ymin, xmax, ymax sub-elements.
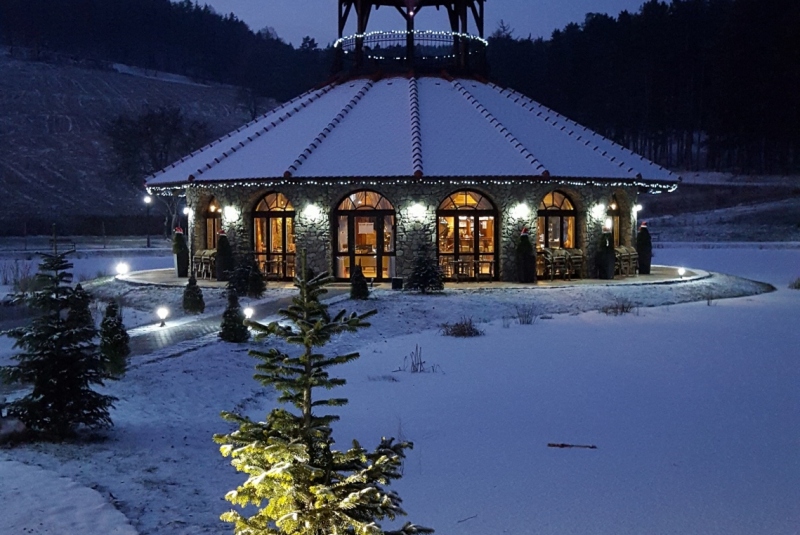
<box><xmin>350</xmin><ymin>264</ymin><xmax>369</xmax><ymax>300</ymax></box>
<box><xmin>100</xmin><ymin>300</ymin><xmax>130</xmax><ymax>377</ymax></box>
<box><xmin>219</xmin><ymin>289</ymin><xmax>250</xmax><ymax>343</ymax></box>
<box><xmin>0</xmin><ymin>253</ymin><xmax>115</xmax><ymax>438</ymax></box>
<box><xmin>404</xmin><ymin>242</ymin><xmax>444</xmax><ymax>294</ymax></box>
<box><xmin>214</xmin><ymin>252</ymin><xmax>432</xmax><ymax>535</ymax></box>
<box><xmin>183</xmin><ymin>274</ymin><xmax>206</xmax><ymax>314</ymax></box>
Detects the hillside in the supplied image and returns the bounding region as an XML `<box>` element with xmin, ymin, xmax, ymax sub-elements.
<box><xmin>0</xmin><ymin>54</ymin><xmax>250</xmax><ymax>235</ymax></box>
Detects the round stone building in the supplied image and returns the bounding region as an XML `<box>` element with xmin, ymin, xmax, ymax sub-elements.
<box><xmin>146</xmin><ymin>0</ymin><xmax>678</xmax><ymax>283</ymax></box>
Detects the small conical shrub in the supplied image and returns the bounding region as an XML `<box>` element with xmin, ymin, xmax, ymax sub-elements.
<box><xmin>219</xmin><ymin>290</ymin><xmax>249</xmax><ymax>343</ymax></box>
<box><xmin>636</xmin><ymin>223</ymin><xmax>653</xmax><ymax>275</ymax></box>
<box><xmin>350</xmin><ymin>264</ymin><xmax>369</xmax><ymax>300</ymax></box>
<box><xmin>405</xmin><ymin>242</ymin><xmax>444</xmax><ymax>294</ymax></box>
<box><xmin>100</xmin><ymin>300</ymin><xmax>130</xmax><ymax>377</ymax></box>
<box><xmin>228</xmin><ymin>255</ymin><xmax>266</xmax><ymax>298</ymax></box>
<box><xmin>182</xmin><ymin>274</ymin><xmax>205</xmax><ymax>314</ymax></box>
<box><xmin>173</xmin><ymin>228</ymin><xmax>190</xmax><ymax>277</ymax></box>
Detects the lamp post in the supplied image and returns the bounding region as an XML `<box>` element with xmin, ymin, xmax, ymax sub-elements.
<box><xmin>157</xmin><ymin>307</ymin><xmax>169</xmax><ymax>327</ymax></box>
<box><xmin>144</xmin><ymin>194</ymin><xmax>152</xmax><ymax>248</ymax></box>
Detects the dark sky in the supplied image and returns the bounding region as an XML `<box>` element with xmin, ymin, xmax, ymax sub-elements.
<box><xmin>201</xmin><ymin>0</ymin><xmax>648</xmax><ymax>45</ymax></box>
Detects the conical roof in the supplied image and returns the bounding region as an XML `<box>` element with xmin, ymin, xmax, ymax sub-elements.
<box><xmin>146</xmin><ymin>75</ymin><xmax>678</xmax><ymax>188</ymax></box>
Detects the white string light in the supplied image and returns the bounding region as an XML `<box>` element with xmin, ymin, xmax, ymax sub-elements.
<box><xmin>334</xmin><ymin>29</ymin><xmax>489</xmax><ymax>49</ymax></box>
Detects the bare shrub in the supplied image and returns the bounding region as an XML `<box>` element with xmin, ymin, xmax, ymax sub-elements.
<box><xmin>440</xmin><ymin>316</ymin><xmax>484</xmax><ymax>337</ymax></box>
<box><xmin>515</xmin><ymin>304</ymin><xmax>538</xmax><ymax>325</ymax></box>
<box><xmin>393</xmin><ymin>345</ymin><xmax>441</xmax><ymax>373</ymax></box>
<box><xmin>600</xmin><ymin>297</ymin><xmax>637</xmax><ymax>316</ymax></box>
<box><xmin>789</xmin><ymin>277</ymin><xmax>800</xmax><ymax>290</ymax></box>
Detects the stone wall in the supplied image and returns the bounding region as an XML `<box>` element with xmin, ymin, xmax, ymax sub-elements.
<box><xmin>184</xmin><ymin>180</ymin><xmax>640</xmax><ymax>281</ymax></box>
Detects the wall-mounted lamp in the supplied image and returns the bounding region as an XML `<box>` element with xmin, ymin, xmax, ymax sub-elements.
<box><xmin>591</xmin><ymin>203</ymin><xmax>606</xmax><ymax>219</ymax></box>
<box><xmin>223</xmin><ymin>205</ymin><xmax>239</xmax><ymax>221</ymax></box>
<box><xmin>303</xmin><ymin>203</ymin><xmax>323</xmax><ymax>222</ymax></box>
<box><xmin>510</xmin><ymin>203</ymin><xmax>530</xmax><ymax>220</ymax></box>
<box><xmin>408</xmin><ymin>202</ymin><xmax>427</xmax><ymax>222</ymax></box>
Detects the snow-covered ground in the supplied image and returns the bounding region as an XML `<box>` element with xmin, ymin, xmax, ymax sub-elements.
<box><xmin>1</xmin><ymin>243</ymin><xmax>798</xmax><ymax>535</ymax></box>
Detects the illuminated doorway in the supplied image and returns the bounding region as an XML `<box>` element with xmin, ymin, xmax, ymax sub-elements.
<box><xmin>334</xmin><ymin>191</ymin><xmax>395</xmax><ymax>280</ymax></box>
<box><xmin>437</xmin><ymin>190</ymin><xmax>498</xmax><ymax>281</ymax></box>
<box><xmin>253</xmin><ymin>193</ymin><xmax>296</xmax><ymax>280</ymax></box>
<box><xmin>537</xmin><ymin>191</ymin><xmax>576</xmax><ymax>250</ymax></box>
<box><xmin>204</xmin><ymin>197</ymin><xmax>221</xmax><ymax>249</ymax></box>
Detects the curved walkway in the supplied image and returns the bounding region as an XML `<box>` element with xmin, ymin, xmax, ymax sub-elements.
<box><xmin>0</xmin><ymin>459</ymin><xmax>138</xmax><ymax>534</ymax></box>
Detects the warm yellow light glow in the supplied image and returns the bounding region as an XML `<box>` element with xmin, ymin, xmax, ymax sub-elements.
<box><xmin>115</xmin><ymin>262</ymin><xmax>129</xmax><ymax>276</ymax></box>
<box><xmin>209</xmin><ymin>205</ymin><xmax>216</xmax><ymax>212</ymax></box>
<box><xmin>244</xmin><ymin>307</ymin><xmax>254</xmax><ymax>319</ymax></box>
<box><xmin>510</xmin><ymin>203</ymin><xmax>530</xmax><ymax>220</ymax></box>
<box><xmin>604</xmin><ymin>217</ymin><xmax>613</xmax><ymax>230</ymax></box>
<box><xmin>408</xmin><ymin>202</ymin><xmax>426</xmax><ymax>221</ymax></box>
<box><xmin>610</xmin><ymin>203</ymin><xmax>617</xmax><ymax>210</ymax></box>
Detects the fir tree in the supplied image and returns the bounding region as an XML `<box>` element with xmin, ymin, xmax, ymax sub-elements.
<box><xmin>405</xmin><ymin>242</ymin><xmax>444</xmax><ymax>294</ymax></box>
<box><xmin>183</xmin><ymin>274</ymin><xmax>206</xmax><ymax>314</ymax></box>
<box><xmin>100</xmin><ymin>300</ymin><xmax>130</xmax><ymax>377</ymax></box>
<box><xmin>214</xmin><ymin>252</ymin><xmax>432</xmax><ymax>535</ymax></box>
<box><xmin>219</xmin><ymin>289</ymin><xmax>250</xmax><ymax>343</ymax></box>
<box><xmin>350</xmin><ymin>264</ymin><xmax>369</xmax><ymax>300</ymax></box>
<box><xmin>216</xmin><ymin>231</ymin><xmax>235</xmax><ymax>282</ymax></box>
<box><xmin>0</xmin><ymin>253</ymin><xmax>115</xmax><ymax>438</ymax></box>
<box><xmin>228</xmin><ymin>254</ymin><xmax>266</xmax><ymax>298</ymax></box>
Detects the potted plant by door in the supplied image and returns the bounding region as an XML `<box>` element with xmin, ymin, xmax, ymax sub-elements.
<box><xmin>216</xmin><ymin>230</ymin><xmax>235</xmax><ymax>282</ymax></box>
<box><xmin>172</xmin><ymin>227</ymin><xmax>189</xmax><ymax>277</ymax></box>
<box><xmin>596</xmin><ymin>230</ymin><xmax>615</xmax><ymax>280</ymax></box>
<box><xmin>636</xmin><ymin>221</ymin><xmax>653</xmax><ymax>275</ymax></box>
<box><xmin>516</xmin><ymin>227</ymin><xmax>536</xmax><ymax>283</ymax></box>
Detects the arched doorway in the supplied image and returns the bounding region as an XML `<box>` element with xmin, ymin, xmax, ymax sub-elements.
<box><xmin>253</xmin><ymin>193</ymin><xmax>296</xmax><ymax>280</ymax></box>
<box><xmin>537</xmin><ymin>191</ymin><xmax>576</xmax><ymax>250</ymax></box>
<box><xmin>204</xmin><ymin>197</ymin><xmax>221</xmax><ymax>249</ymax></box>
<box><xmin>334</xmin><ymin>190</ymin><xmax>395</xmax><ymax>281</ymax></box>
<box><xmin>437</xmin><ymin>190</ymin><xmax>498</xmax><ymax>281</ymax></box>
<box><xmin>607</xmin><ymin>194</ymin><xmax>621</xmax><ymax>247</ymax></box>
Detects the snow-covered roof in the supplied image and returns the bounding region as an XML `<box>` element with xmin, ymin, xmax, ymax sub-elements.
<box><xmin>146</xmin><ymin>75</ymin><xmax>679</xmax><ymax>187</ymax></box>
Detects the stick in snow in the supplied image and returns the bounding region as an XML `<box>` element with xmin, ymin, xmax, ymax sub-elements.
<box><xmin>547</xmin><ymin>443</ymin><xmax>597</xmax><ymax>449</ymax></box>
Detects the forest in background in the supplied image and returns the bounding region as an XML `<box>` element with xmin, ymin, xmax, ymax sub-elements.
<box><xmin>1</xmin><ymin>0</ymin><xmax>798</xmax><ymax>174</ymax></box>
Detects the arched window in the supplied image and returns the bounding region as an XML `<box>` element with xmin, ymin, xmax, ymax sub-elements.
<box><xmin>437</xmin><ymin>190</ymin><xmax>498</xmax><ymax>281</ymax></box>
<box><xmin>253</xmin><ymin>193</ymin><xmax>296</xmax><ymax>280</ymax></box>
<box><xmin>334</xmin><ymin>191</ymin><xmax>395</xmax><ymax>281</ymax></box>
<box><xmin>204</xmin><ymin>197</ymin><xmax>221</xmax><ymax>249</ymax></box>
<box><xmin>537</xmin><ymin>191</ymin><xmax>575</xmax><ymax>250</ymax></box>
<box><xmin>607</xmin><ymin>194</ymin><xmax>621</xmax><ymax>247</ymax></box>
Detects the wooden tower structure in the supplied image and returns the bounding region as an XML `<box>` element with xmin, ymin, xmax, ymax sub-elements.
<box><xmin>335</xmin><ymin>0</ymin><xmax>487</xmax><ymax>74</ymax></box>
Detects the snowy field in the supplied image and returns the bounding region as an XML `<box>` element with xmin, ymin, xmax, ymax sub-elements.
<box><xmin>1</xmin><ymin>244</ymin><xmax>799</xmax><ymax>535</ymax></box>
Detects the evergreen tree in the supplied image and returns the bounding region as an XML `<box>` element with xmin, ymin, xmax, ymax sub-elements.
<box><xmin>350</xmin><ymin>264</ymin><xmax>369</xmax><ymax>300</ymax></box>
<box><xmin>219</xmin><ymin>289</ymin><xmax>250</xmax><ymax>343</ymax></box>
<box><xmin>228</xmin><ymin>254</ymin><xmax>266</xmax><ymax>298</ymax></box>
<box><xmin>216</xmin><ymin>231</ymin><xmax>235</xmax><ymax>282</ymax></box>
<box><xmin>0</xmin><ymin>253</ymin><xmax>115</xmax><ymax>438</ymax></box>
<box><xmin>183</xmin><ymin>274</ymin><xmax>206</xmax><ymax>314</ymax></box>
<box><xmin>100</xmin><ymin>300</ymin><xmax>130</xmax><ymax>378</ymax></box>
<box><xmin>405</xmin><ymin>242</ymin><xmax>444</xmax><ymax>294</ymax></box>
<box><xmin>214</xmin><ymin>252</ymin><xmax>432</xmax><ymax>535</ymax></box>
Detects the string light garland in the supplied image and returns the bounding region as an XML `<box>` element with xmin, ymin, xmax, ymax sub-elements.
<box><xmin>334</xmin><ymin>29</ymin><xmax>489</xmax><ymax>50</ymax></box>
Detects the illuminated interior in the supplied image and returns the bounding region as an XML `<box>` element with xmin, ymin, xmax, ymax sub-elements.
<box><xmin>253</xmin><ymin>193</ymin><xmax>296</xmax><ymax>279</ymax></box>
<box><xmin>437</xmin><ymin>190</ymin><xmax>497</xmax><ymax>280</ymax></box>
<box><xmin>334</xmin><ymin>191</ymin><xmax>395</xmax><ymax>280</ymax></box>
<box><xmin>537</xmin><ymin>191</ymin><xmax>575</xmax><ymax>250</ymax></box>
<box><xmin>607</xmin><ymin>194</ymin><xmax>621</xmax><ymax>247</ymax></box>
<box><xmin>205</xmin><ymin>197</ymin><xmax>221</xmax><ymax>249</ymax></box>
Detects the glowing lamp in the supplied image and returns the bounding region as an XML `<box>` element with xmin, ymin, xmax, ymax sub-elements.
<box><xmin>510</xmin><ymin>203</ymin><xmax>530</xmax><ymax>221</ymax></box>
<box><xmin>408</xmin><ymin>203</ymin><xmax>426</xmax><ymax>221</ymax></box>
<box><xmin>143</xmin><ymin>195</ymin><xmax>152</xmax><ymax>205</ymax></box>
<box><xmin>678</xmin><ymin>267</ymin><xmax>686</xmax><ymax>278</ymax></box>
<box><xmin>157</xmin><ymin>307</ymin><xmax>169</xmax><ymax>327</ymax></box>
<box><xmin>635</xmin><ymin>204</ymin><xmax>643</xmax><ymax>212</ymax></box>
<box><xmin>115</xmin><ymin>262</ymin><xmax>129</xmax><ymax>276</ymax></box>
<box><xmin>223</xmin><ymin>205</ymin><xmax>238</xmax><ymax>220</ymax></box>
<box><xmin>591</xmin><ymin>203</ymin><xmax>606</xmax><ymax>219</ymax></box>
<box><xmin>603</xmin><ymin>217</ymin><xmax>613</xmax><ymax>231</ymax></box>
<box><xmin>244</xmin><ymin>307</ymin><xmax>254</xmax><ymax>320</ymax></box>
<box><xmin>183</xmin><ymin>206</ymin><xmax>191</xmax><ymax>215</ymax></box>
<box><xmin>303</xmin><ymin>203</ymin><xmax>322</xmax><ymax>221</ymax></box>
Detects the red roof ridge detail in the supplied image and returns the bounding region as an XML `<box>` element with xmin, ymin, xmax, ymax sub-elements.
<box><xmin>408</xmin><ymin>77</ymin><xmax>424</xmax><ymax>177</ymax></box>
<box><xmin>450</xmin><ymin>79</ymin><xmax>548</xmax><ymax>176</ymax></box>
<box><xmin>496</xmin><ymin>85</ymin><xmax>676</xmax><ymax>179</ymax></box>
<box><xmin>284</xmin><ymin>80</ymin><xmax>374</xmax><ymax>177</ymax></box>
<box><xmin>147</xmin><ymin>84</ymin><xmax>336</xmax><ymax>184</ymax></box>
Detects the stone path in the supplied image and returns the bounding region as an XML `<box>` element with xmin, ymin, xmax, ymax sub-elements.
<box><xmin>128</xmin><ymin>289</ymin><xmax>350</xmax><ymax>356</ymax></box>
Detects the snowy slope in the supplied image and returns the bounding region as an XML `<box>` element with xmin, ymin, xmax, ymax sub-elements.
<box><xmin>0</xmin><ymin>245</ymin><xmax>798</xmax><ymax>535</ymax></box>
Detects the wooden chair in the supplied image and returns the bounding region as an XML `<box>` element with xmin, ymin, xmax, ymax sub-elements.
<box><xmin>539</xmin><ymin>248</ymin><xmax>569</xmax><ymax>281</ymax></box>
<box><xmin>614</xmin><ymin>247</ymin><xmax>631</xmax><ymax>276</ymax></box>
<box><xmin>565</xmin><ymin>249</ymin><xmax>584</xmax><ymax>279</ymax></box>
<box><xmin>624</xmin><ymin>246</ymin><xmax>639</xmax><ymax>275</ymax></box>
